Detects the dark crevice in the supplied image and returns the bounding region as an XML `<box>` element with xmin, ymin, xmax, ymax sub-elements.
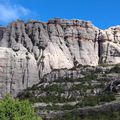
<box><xmin>0</xmin><ymin>27</ymin><xmax>5</xmax><ymax>41</ymax></box>
<box><xmin>38</xmin><ymin>70</ymin><xmax>41</xmax><ymax>80</ymax></box>
<box><xmin>104</xmin><ymin>43</ymin><xmax>110</xmax><ymax>63</ymax></box>
<box><xmin>94</xmin><ymin>31</ymin><xmax>98</xmax><ymax>49</ymax></box>
<box><xmin>22</xmin><ymin>70</ymin><xmax>25</xmax><ymax>85</ymax></box>
<box><xmin>26</xmin><ymin>52</ymin><xmax>30</xmax><ymax>88</ymax></box>
<box><xmin>78</xmin><ymin>40</ymin><xmax>82</xmax><ymax>48</ymax></box>
<box><xmin>47</xmin><ymin>23</ymin><xmax>52</xmax><ymax>42</ymax></box>
<box><xmin>98</xmin><ymin>30</ymin><xmax>102</xmax><ymax>63</ymax></box>
<box><xmin>98</xmin><ymin>42</ymin><xmax>102</xmax><ymax>63</ymax></box>
<box><xmin>113</xmin><ymin>28</ymin><xmax>117</xmax><ymax>42</ymax></box>
<box><xmin>15</xmin><ymin>33</ymin><xmax>19</xmax><ymax>42</ymax></box>
<box><xmin>38</xmin><ymin>27</ymin><xmax>41</xmax><ymax>40</ymax></box>
<box><xmin>25</xmin><ymin>24</ymin><xmax>28</xmax><ymax>35</ymax></box>
<box><xmin>73</xmin><ymin>57</ymin><xmax>79</xmax><ymax>67</ymax></box>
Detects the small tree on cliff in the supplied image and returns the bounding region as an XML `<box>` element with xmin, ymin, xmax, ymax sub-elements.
<box><xmin>0</xmin><ymin>94</ymin><xmax>42</xmax><ymax>120</ymax></box>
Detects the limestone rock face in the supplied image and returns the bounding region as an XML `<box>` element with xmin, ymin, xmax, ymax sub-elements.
<box><xmin>0</xmin><ymin>19</ymin><xmax>120</xmax><ymax>96</ymax></box>
<box><xmin>0</xmin><ymin>47</ymin><xmax>39</xmax><ymax>98</ymax></box>
<box><xmin>98</xmin><ymin>26</ymin><xmax>120</xmax><ymax>64</ymax></box>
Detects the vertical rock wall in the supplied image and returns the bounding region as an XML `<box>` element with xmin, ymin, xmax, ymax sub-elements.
<box><xmin>0</xmin><ymin>19</ymin><xmax>120</xmax><ymax>96</ymax></box>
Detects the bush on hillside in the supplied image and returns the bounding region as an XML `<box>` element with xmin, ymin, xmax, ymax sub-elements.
<box><xmin>0</xmin><ymin>94</ymin><xmax>42</xmax><ymax>120</ymax></box>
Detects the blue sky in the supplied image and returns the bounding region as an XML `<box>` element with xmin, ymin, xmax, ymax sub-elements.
<box><xmin>0</xmin><ymin>0</ymin><xmax>120</xmax><ymax>29</ymax></box>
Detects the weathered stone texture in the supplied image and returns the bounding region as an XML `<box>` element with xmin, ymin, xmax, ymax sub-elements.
<box><xmin>0</xmin><ymin>19</ymin><xmax>120</xmax><ymax>96</ymax></box>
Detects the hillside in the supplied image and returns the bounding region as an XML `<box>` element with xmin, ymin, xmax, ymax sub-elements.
<box><xmin>0</xmin><ymin>18</ymin><xmax>120</xmax><ymax>119</ymax></box>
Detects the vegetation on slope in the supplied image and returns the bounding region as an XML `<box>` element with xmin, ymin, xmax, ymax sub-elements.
<box><xmin>0</xmin><ymin>94</ymin><xmax>42</xmax><ymax>120</ymax></box>
<box><xmin>17</xmin><ymin>64</ymin><xmax>120</xmax><ymax>120</ymax></box>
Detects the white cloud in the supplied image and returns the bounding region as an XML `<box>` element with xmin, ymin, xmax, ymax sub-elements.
<box><xmin>0</xmin><ymin>2</ymin><xmax>30</xmax><ymax>24</ymax></box>
<box><xmin>17</xmin><ymin>6</ymin><xmax>30</xmax><ymax>15</ymax></box>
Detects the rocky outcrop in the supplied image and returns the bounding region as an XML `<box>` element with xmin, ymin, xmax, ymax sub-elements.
<box><xmin>0</xmin><ymin>18</ymin><xmax>120</xmax><ymax>96</ymax></box>
<box><xmin>0</xmin><ymin>47</ymin><xmax>39</xmax><ymax>98</ymax></box>
<box><xmin>98</xmin><ymin>26</ymin><xmax>120</xmax><ymax>64</ymax></box>
<box><xmin>0</xmin><ymin>19</ymin><xmax>99</xmax><ymax>77</ymax></box>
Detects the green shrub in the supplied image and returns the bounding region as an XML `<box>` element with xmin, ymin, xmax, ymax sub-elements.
<box><xmin>99</xmin><ymin>92</ymin><xmax>116</xmax><ymax>102</ymax></box>
<box><xmin>41</xmin><ymin>84</ymin><xmax>64</xmax><ymax>92</ymax></box>
<box><xmin>110</xmin><ymin>64</ymin><xmax>120</xmax><ymax>73</ymax></box>
<box><xmin>0</xmin><ymin>94</ymin><xmax>42</xmax><ymax>120</ymax></box>
<box><xmin>76</xmin><ymin>96</ymin><xmax>99</xmax><ymax>107</ymax></box>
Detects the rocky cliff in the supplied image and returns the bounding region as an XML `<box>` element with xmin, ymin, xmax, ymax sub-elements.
<box><xmin>0</xmin><ymin>18</ymin><xmax>120</xmax><ymax>97</ymax></box>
